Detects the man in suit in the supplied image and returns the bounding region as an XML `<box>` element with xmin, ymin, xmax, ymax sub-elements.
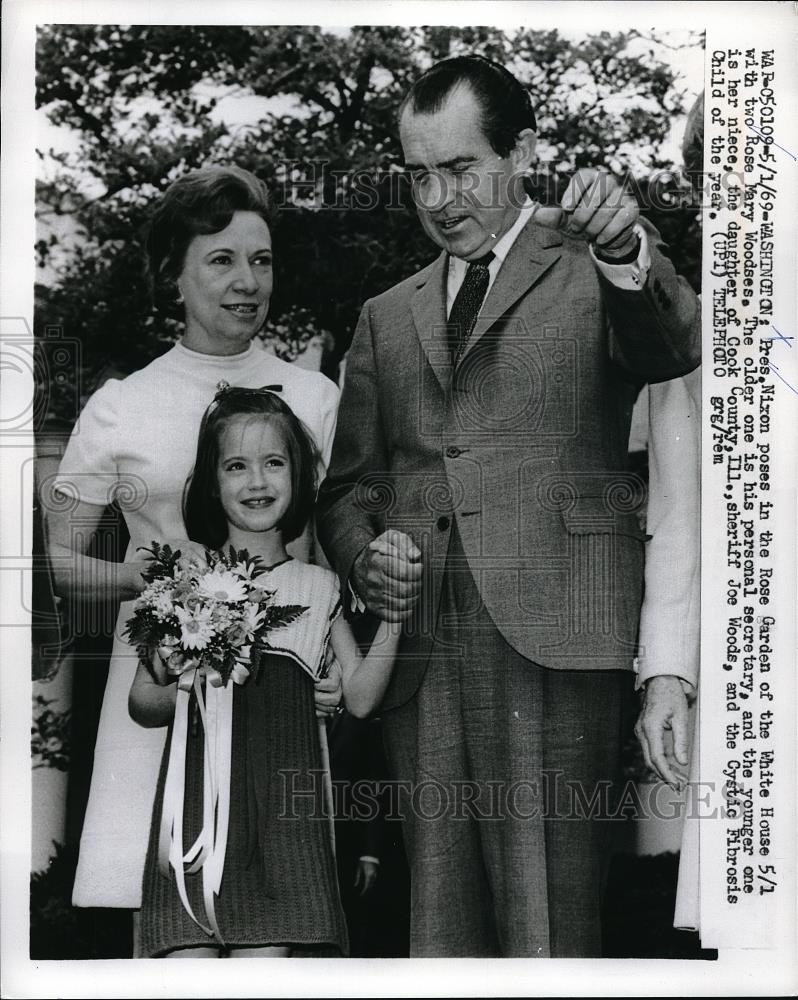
<box><xmin>317</xmin><ymin>56</ymin><xmax>701</xmax><ymax>957</ymax></box>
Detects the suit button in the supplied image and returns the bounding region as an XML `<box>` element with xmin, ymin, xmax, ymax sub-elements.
<box><xmin>445</xmin><ymin>446</ymin><xmax>461</xmax><ymax>458</ymax></box>
<box><xmin>437</xmin><ymin>516</ymin><xmax>450</xmax><ymax>531</ymax></box>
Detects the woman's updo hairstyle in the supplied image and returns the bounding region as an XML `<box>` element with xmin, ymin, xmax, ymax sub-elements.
<box><xmin>145</xmin><ymin>165</ymin><xmax>275</xmax><ymax>315</ymax></box>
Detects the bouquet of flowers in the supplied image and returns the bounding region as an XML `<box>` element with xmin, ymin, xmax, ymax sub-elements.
<box><xmin>125</xmin><ymin>542</ymin><xmax>309</xmax><ymax>688</ymax></box>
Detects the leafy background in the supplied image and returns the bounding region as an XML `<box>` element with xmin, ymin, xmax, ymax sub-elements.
<box><xmin>36</xmin><ymin>24</ymin><xmax>704</xmax><ymax>420</ymax></box>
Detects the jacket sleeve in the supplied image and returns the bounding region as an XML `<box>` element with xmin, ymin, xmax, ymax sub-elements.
<box><xmin>316</xmin><ymin>299</ymin><xmax>388</xmax><ymax>589</ymax></box>
<box><xmin>636</xmin><ymin>367</ymin><xmax>701</xmax><ymax>690</ymax></box>
<box><xmin>601</xmin><ymin>216</ymin><xmax>701</xmax><ymax>382</ymax></box>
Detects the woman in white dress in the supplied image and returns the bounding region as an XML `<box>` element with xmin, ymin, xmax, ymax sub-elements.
<box><xmin>47</xmin><ymin>165</ymin><xmax>340</xmax><ymax>911</ymax></box>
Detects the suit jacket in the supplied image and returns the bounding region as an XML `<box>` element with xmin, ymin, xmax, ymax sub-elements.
<box><xmin>318</xmin><ymin>217</ymin><xmax>700</xmax><ymax>711</ymax></box>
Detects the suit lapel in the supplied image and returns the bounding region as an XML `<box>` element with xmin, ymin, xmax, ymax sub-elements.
<box><xmin>410</xmin><ymin>252</ymin><xmax>451</xmax><ymax>393</ymax></box>
<box><xmin>459</xmin><ymin>222</ymin><xmax>563</xmax><ymax>365</ymax></box>
<box><xmin>409</xmin><ymin>222</ymin><xmax>564</xmax><ymax>389</ymax></box>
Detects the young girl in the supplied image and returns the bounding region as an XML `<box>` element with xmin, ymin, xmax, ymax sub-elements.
<box><xmin>129</xmin><ymin>385</ymin><xmax>401</xmax><ymax>958</ymax></box>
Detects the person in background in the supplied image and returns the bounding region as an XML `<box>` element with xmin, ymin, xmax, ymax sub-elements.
<box><xmin>634</xmin><ymin>91</ymin><xmax>704</xmax><ymax>933</ymax></box>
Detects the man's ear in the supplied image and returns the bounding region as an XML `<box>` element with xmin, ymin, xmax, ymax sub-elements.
<box><xmin>511</xmin><ymin>128</ymin><xmax>537</xmax><ymax>173</ymax></box>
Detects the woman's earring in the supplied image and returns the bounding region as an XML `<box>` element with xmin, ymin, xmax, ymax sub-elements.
<box><xmin>175</xmin><ymin>283</ymin><xmax>184</xmax><ymax>305</ymax></box>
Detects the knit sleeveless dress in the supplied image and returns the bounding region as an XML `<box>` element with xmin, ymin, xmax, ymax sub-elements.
<box><xmin>139</xmin><ymin>560</ymin><xmax>348</xmax><ymax>956</ymax></box>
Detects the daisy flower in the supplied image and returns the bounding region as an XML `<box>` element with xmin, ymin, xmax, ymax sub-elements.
<box><xmin>175</xmin><ymin>605</ymin><xmax>215</xmax><ymax>650</ymax></box>
<box><xmin>197</xmin><ymin>569</ymin><xmax>248</xmax><ymax>604</ymax></box>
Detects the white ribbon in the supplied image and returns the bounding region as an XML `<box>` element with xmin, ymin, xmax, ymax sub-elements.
<box><xmin>158</xmin><ymin>665</ymin><xmax>236</xmax><ymax>945</ymax></box>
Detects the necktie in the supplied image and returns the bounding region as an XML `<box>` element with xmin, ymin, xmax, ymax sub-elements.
<box><xmin>448</xmin><ymin>251</ymin><xmax>495</xmax><ymax>364</ymax></box>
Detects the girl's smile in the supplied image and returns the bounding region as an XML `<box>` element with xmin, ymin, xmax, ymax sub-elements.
<box><xmin>216</xmin><ymin>416</ymin><xmax>292</xmax><ymax>543</ymax></box>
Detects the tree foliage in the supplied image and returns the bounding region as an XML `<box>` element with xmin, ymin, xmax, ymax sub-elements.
<box><xmin>36</xmin><ymin>24</ymin><xmax>703</xmax><ymax>421</ymax></box>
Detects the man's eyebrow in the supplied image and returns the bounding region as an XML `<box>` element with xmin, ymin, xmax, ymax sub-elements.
<box><xmin>403</xmin><ymin>155</ymin><xmax>477</xmax><ymax>172</ymax></box>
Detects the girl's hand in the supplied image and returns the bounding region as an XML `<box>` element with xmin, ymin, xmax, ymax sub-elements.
<box><xmin>315</xmin><ymin>654</ymin><xmax>342</xmax><ymax>718</ymax></box>
<box><xmin>331</xmin><ymin>616</ymin><xmax>399</xmax><ymax>720</ymax></box>
<box><xmin>129</xmin><ymin>660</ymin><xmax>178</xmax><ymax>728</ymax></box>
<box><xmin>126</xmin><ymin>549</ymin><xmax>155</xmax><ymax>595</ymax></box>
<box><xmin>151</xmin><ymin>649</ymin><xmax>173</xmax><ymax>687</ymax></box>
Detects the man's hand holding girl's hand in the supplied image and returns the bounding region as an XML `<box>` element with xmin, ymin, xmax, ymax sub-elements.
<box><xmin>352</xmin><ymin>530</ymin><xmax>422</xmax><ymax>622</ymax></box>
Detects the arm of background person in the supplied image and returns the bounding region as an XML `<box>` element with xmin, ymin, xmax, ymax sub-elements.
<box><xmin>634</xmin><ymin>367</ymin><xmax>701</xmax><ymax>788</ymax></box>
<box><xmin>45</xmin><ymin>377</ymin><xmax>205</xmax><ymax>602</ymax></box>
<box><xmin>358</xmin><ymin>717</ymin><xmax>385</xmax><ymax>891</ymax></box>
<box><xmin>47</xmin><ymin>498</ymin><xmax>207</xmax><ymax>603</ymax></box>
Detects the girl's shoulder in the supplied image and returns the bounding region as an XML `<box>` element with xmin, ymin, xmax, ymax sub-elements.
<box><xmin>256</xmin><ymin>560</ymin><xmax>342</xmax><ymax>679</ymax></box>
<box><xmin>270</xmin><ymin>560</ymin><xmax>340</xmax><ymax>609</ymax></box>
<box><xmin>279</xmin><ymin>558</ymin><xmax>337</xmax><ymax>584</ymax></box>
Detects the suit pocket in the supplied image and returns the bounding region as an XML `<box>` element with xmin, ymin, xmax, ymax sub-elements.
<box><xmin>537</xmin><ymin>469</ymin><xmax>647</xmax><ymax>541</ymax></box>
<box><xmin>538</xmin><ymin>473</ymin><xmax>646</xmax><ymax>654</ymax></box>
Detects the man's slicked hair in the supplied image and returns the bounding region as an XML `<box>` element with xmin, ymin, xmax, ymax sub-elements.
<box><xmin>400</xmin><ymin>55</ymin><xmax>537</xmax><ymax>158</ymax></box>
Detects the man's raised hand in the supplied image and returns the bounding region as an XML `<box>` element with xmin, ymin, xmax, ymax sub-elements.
<box><xmin>533</xmin><ymin>167</ymin><xmax>640</xmax><ymax>260</ymax></box>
